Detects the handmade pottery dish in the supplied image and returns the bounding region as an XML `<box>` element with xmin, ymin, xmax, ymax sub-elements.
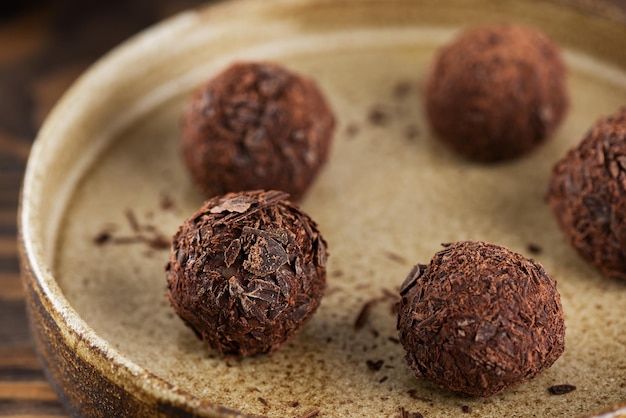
<box><xmin>19</xmin><ymin>0</ymin><xmax>626</xmax><ymax>416</ymax></box>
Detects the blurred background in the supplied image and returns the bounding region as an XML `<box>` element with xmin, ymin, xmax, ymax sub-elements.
<box><xmin>0</xmin><ymin>1</ymin><xmax>206</xmax><ymax>415</ymax></box>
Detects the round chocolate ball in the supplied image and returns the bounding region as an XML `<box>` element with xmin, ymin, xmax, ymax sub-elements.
<box><xmin>548</xmin><ymin>107</ymin><xmax>626</xmax><ymax>281</ymax></box>
<box><xmin>425</xmin><ymin>25</ymin><xmax>568</xmax><ymax>162</ymax></box>
<box><xmin>166</xmin><ymin>190</ymin><xmax>328</xmax><ymax>357</ymax></box>
<box><xmin>180</xmin><ymin>62</ymin><xmax>335</xmax><ymax>201</ymax></box>
<box><xmin>397</xmin><ymin>241</ymin><xmax>565</xmax><ymax>397</ymax></box>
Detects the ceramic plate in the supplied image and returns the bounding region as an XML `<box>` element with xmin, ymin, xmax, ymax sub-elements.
<box><xmin>20</xmin><ymin>0</ymin><xmax>626</xmax><ymax>416</ymax></box>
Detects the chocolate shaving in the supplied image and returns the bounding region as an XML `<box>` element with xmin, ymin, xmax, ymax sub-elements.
<box><xmin>258</xmin><ymin>397</ymin><xmax>269</xmax><ymax>407</ymax></box>
<box><xmin>548</xmin><ymin>384</ymin><xmax>576</xmax><ymax>395</ymax></box>
<box><xmin>527</xmin><ymin>243</ymin><xmax>543</xmax><ymax>255</ymax></box>
<box><xmin>93</xmin><ymin>231</ymin><xmax>111</xmax><ymax>245</ymax></box>
<box><xmin>385</xmin><ymin>251</ymin><xmax>407</xmax><ymax>265</ymax></box>
<box><xmin>366</xmin><ymin>359</ymin><xmax>384</xmax><ymax>372</ymax></box>
<box><xmin>462</xmin><ymin>405</ymin><xmax>471</xmax><ymax>413</ymax></box>
<box><xmin>398</xmin><ymin>406</ymin><xmax>423</xmax><ymax>418</ymax></box>
<box><xmin>209</xmin><ymin>196</ymin><xmax>254</xmax><ymax>214</ymax></box>
<box><xmin>299</xmin><ymin>408</ymin><xmax>320</xmax><ymax>418</ymax></box>
<box><xmin>125</xmin><ymin>209</ymin><xmax>140</xmax><ymax>232</ymax></box>
<box><xmin>368</xmin><ymin>106</ymin><xmax>390</xmax><ymax>126</ymax></box>
<box><xmin>354</xmin><ymin>299</ymin><xmax>377</xmax><ymax>330</ymax></box>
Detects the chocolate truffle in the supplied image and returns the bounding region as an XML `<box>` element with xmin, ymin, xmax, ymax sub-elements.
<box><xmin>166</xmin><ymin>190</ymin><xmax>328</xmax><ymax>357</ymax></box>
<box><xmin>425</xmin><ymin>25</ymin><xmax>568</xmax><ymax>162</ymax></box>
<box><xmin>547</xmin><ymin>107</ymin><xmax>626</xmax><ymax>281</ymax></box>
<box><xmin>397</xmin><ymin>241</ymin><xmax>565</xmax><ymax>397</ymax></box>
<box><xmin>180</xmin><ymin>62</ymin><xmax>335</xmax><ymax>201</ymax></box>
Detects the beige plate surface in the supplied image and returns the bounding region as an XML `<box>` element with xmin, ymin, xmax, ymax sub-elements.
<box><xmin>19</xmin><ymin>0</ymin><xmax>626</xmax><ymax>417</ymax></box>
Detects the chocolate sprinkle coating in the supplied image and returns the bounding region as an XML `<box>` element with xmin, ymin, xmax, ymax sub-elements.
<box><xmin>397</xmin><ymin>241</ymin><xmax>565</xmax><ymax>397</ymax></box>
<box><xmin>180</xmin><ymin>62</ymin><xmax>335</xmax><ymax>201</ymax></box>
<box><xmin>548</xmin><ymin>107</ymin><xmax>626</xmax><ymax>281</ymax></box>
<box><xmin>425</xmin><ymin>25</ymin><xmax>568</xmax><ymax>162</ymax></box>
<box><xmin>166</xmin><ymin>190</ymin><xmax>328</xmax><ymax>357</ymax></box>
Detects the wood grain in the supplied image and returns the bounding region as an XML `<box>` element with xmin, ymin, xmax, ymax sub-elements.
<box><xmin>0</xmin><ymin>2</ymin><xmax>206</xmax><ymax>416</ymax></box>
<box><xmin>1</xmin><ymin>0</ymin><xmax>624</xmax><ymax>417</ymax></box>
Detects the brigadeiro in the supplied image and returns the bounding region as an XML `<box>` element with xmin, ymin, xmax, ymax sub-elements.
<box><xmin>547</xmin><ymin>107</ymin><xmax>626</xmax><ymax>281</ymax></box>
<box><xmin>425</xmin><ymin>25</ymin><xmax>569</xmax><ymax>162</ymax></box>
<box><xmin>166</xmin><ymin>190</ymin><xmax>328</xmax><ymax>358</ymax></box>
<box><xmin>397</xmin><ymin>241</ymin><xmax>565</xmax><ymax>397</ymax></box>
<box><xmin>180</xmin><ymin>62</ymin><xmax>335</xmax><ymax>201</ymax></box>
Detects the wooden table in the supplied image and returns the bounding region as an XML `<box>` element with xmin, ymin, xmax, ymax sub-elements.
<box><xmin>1</xmin><ymin>0</ymin><xmax>625</xmax><ymax>416</ymax></box>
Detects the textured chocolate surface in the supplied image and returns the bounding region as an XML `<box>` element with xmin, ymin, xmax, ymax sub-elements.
<box><xmin>180</xmin><ymin>62</ymin><xmax>335</xmax><ymax>201</ymax></box>
<box><xmin>166</xmin><ymin>190</ymin><xmax>327</xmax><ymax>357</ymax></box>
<box><xmin>397</xmin><ymin>241</ymin><xmax>565</xmax><ymax>397</ymax></box>
<box><xmin>425</xmin><ymin>25</ymin><xmax>568</xmax><ymax>162</ymax></box>
<box><xmin>548</xmin><ymin>107</ymin><xmax>626</xmax><ymax>281</ymax></box>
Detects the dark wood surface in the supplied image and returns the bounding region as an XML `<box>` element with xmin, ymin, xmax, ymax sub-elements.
<box><xmin>1</xmin><ymin>0</ymin><xmax>625</xmax><ymax>417</ymax></box>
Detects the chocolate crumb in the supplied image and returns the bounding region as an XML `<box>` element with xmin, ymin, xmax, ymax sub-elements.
<box><xmin>125</xmin><ymin>209</ymin><xmax>140</xmax><ymax>232</ymax></box>
<box><xmin>407</xmin><ymin>390</ymin><xmax>432</xmax><ymax>403</ymax></box>
<box><xmin>148</xmin><ymin>235</ymin><xmax>171</xmax><ymax>250</ymax></box>
<box><xmin>160</xmin><ymin>193</ymin><xmax>175</xmax><ymax>211</ymax></box>
<box><xmin>527</xmin><ymin>243</ymin><xmax>543</xmax><ymax>255</ymax></box>
<box><xmin>371</xmin><ymin>329</ymin><xmax>380</xmax><ymax>338</ymax></box>
<box><xmin>354</xmin><ymin>299</ymin><xmax>377</xmax><ymax>330</ymax></box>
<box><xmin>405</xmin><ymin>124</ymin><xmax>420</xmax><ymax>141</ymax></box>
<box><xmin>94</xmin><ymin>231</ymin><xmax>112</xmax><ymax>245</ymax></box>
<box><xmin>379</xmin><ymin>376</ymin><xmax>389</xmax><ymax>383</ymax></box>
<box><xmin>398</xmin><ymin>406</ymin><xmax>424</xmax><ymax>418</ymax></box>
<box><xmin>345</xmin><ymin>123</ymin><xmax>360</xmax><ymax>138</ymax></box>
<box><xmin>366</xmin><ymin>359</ymin><xmax>384</xmax><ymax>372</ymax></box>
<box><xmin>368</xmin><ymin>106</ymin><xmax>390</xmax><ymax>126</ymax></box>
<box><xmin>548</xmin><ymin>384</ymin><xmax>576</xmax><ymax>395</ymax></box>
<box><xmin>299</xmin><ymin>408</ymin><xmax>320</xmax><ymax>418</ymax></box>
<box><xmin>388</xmin><ymin>337</ymin><xmax>400</xmax><ymax>344</ymax></box>
<box><xmin>393</xmin><ymin>81</ymin><xmax>412</xmax><ymax>100</ymax></box>
<box><xmin>289</xmin><ymin>401</ymin><xmax>300</xmax><ymax>408</ymax></box>
<box><xmin>462</xmin><ymin>405</ymin><xmax>471</xmax><ymax>413</ymax></box>
<box><xmin>258</xmin><ymin>397</ymin><xmax>269</xmax><ymax>407</ymax></box>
